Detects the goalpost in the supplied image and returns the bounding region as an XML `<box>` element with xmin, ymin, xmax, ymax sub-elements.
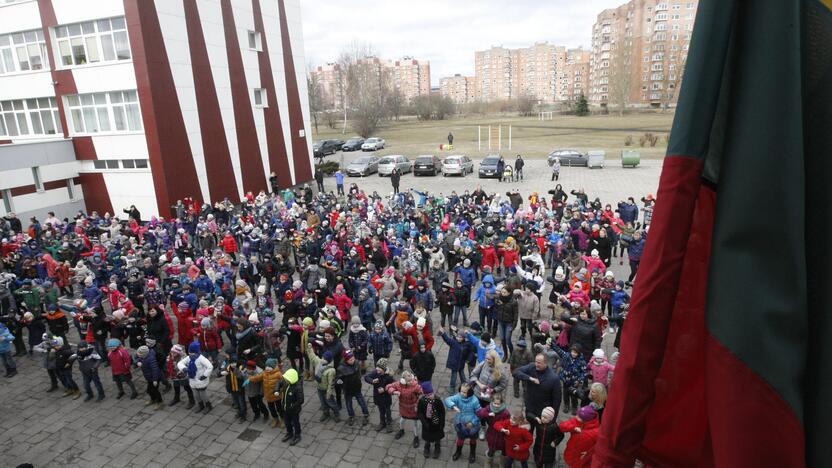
<box><xmin>538</xmin><ymin>111</ymin><xmax>554</xmax><ymax>120</ymax></box>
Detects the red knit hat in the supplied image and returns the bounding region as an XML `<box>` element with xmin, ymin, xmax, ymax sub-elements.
<box><xmin>246</xmin><ymin>360</ymin><xmax>256</xmax><ymax>368</ymax></box>
<box><xmin>283</xmin><ymin>290</ymin><xmax>293</xmax><ymax>301</ymax></box>
<box><xmin>325</xmin><ymin>297</ymin><xmax>336</xmax><ymax>306</ymax></box>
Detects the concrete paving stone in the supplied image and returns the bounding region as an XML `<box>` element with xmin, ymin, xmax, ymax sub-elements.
<box><xmin>296</xmin><ymin>454</ymin><xmax>323</xmax><ymax>468</ymax></box>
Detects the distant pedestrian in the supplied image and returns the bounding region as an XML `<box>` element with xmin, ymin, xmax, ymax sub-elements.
<box><xmin>514</xmin><ymin>155</ymin><xmax>525</xmax><ymax>181</ymax></box>
<box><xmin>391</xmin><ymin>168</ymin><xmax>401</xmax><ymax>194</ymax></box>
<box><xmin>551</xmin><ymin>158</ymin><xmax>561</xmax><ymax>181</ymax></box>
<box><xmin>448</xmin><ymin>132</ymin><xmax>454</xmax><ymax>145</ymax></box>
<box><xmin>269</xmin><ymin>172</ymin><xmax>278</xmax><ymax>194</ymax></box>
<box><xmin>496</xmin><ymin>158</ymin><xmax>505</xmax><ymax>183</ymax></box>
<box><xmin>335</xmin><ymin>169</ymin><xmax>345</xmax><ymax>195</ymax></box>
<box><xmin>315</xmin><ymin>168</ymin><xmax>325</xmax><ymax>192</ymax></box>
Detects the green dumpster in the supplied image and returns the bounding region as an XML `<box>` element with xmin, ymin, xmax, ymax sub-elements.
<box><xmin>622</xmin><ymin>150</ymin><xmax>641</xmax><ymax>168</ymax></box>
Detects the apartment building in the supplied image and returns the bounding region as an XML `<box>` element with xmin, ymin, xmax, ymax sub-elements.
<box><xmin>0</xmin><ymin>0</ymin><xmax>314</xmax><ymax>220</ymax></box>
<box><xmin>589</xmin><ymin>0</ymin><xmax>698</xmax><ymax>108</ymax></box>
<box><xmin>474</xmin><ymin>42</ymin><xmax>559</xmax><ymax>103</ymax></box>
<box><xmin>385</xmin><ymin>57</ymin><xmax>430</xmax><ymax>102</ymax></box>
<box><xmin>311</xmin><ymin>55</ymin><xmax>430</xmax><ymax>107</ymax></box>
<box><xmin>312</xmin><ymin>62</ymin><xmax>344</xmax><ymax>110</ymax></box>
<box><xmin>555</xmin><ymin>47</ymin><xmax>592</xmax><ymax>103</ymax></box>
<box><xmin>439</xmin><ymin>74</ymin><xmax>476</xmax><ymax>104</ymax></box>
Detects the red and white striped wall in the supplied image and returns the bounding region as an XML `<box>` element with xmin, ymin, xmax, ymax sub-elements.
<box><xmin>0</xmin><ymin>0</ymin><xmax>313</xmax><ymax>219</ymax></box>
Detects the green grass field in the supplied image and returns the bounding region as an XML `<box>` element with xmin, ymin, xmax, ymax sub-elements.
<box><xmin>312</xmin><ymin>112</ymin><xmax>675</xmax><ymax>160</ymax></box>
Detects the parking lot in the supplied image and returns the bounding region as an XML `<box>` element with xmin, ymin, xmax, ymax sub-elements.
<box><xmin>322</xmin><ymin>149</ymin><xmax>662</xmax><ymax>205</ymax></box>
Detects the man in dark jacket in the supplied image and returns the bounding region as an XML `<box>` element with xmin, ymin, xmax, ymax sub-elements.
<box><xmin>495</xmin><ymin>288</ymin><xmax>518</xmax><ymax>357</ymax></box>
<box><xmin>513</xmin><ymin>354</ymin><xmax>562</xmax><ymax>432</ymax></box>
<box><xmin>514</xmin><ymin>155</ymin><xmax>525</xmax><ymax>181</ymax></box>
<box><xmin>390</xmin><ymin>168</ymin><xmax>401</xmax><ymax>194</ymax></box>
<box><xmin>314</xmin><ymin>168</ymin><xmax>325</xmax><ymax>192</ymax></box>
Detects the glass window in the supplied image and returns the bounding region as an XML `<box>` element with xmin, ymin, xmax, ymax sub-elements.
<box><xmin>65</xmin><ymin>90</ymin><xmax>142</xmax><ymax>135</ymax></box>
<box><xmin>135</xmin><ymin>159</ymin><xmax>148</xmax><ymax>169</ymax></box>
<box><xmin>54</xmin><ymin>16</ymin><xmax>130</xmax><ymax>67</ymax></box>
<box><xmin>93</xmin><ymin>160</ymin><xmax>107</xmax><ymax>169</ymax></box>
<box><xmin>122</xmin><ymin>159</ymin><xmax>135</xmax><ymax>168</ymax></box>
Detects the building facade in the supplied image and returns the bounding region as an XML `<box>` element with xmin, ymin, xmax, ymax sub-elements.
<box><xmin>439</xmin><ymin>74</ymin><xmax>476</xmax><ymax>104</ymax></box>
<box><xmin>311</xmin><ymin>55</ymin><xmax>430</xmax><ymax>107</ymax></box>
<box><xmin>555</xmin><ymin>47</ymin><xmax>592</xmax><ymax>103</ymax></box>
<box><xmin>0</xmin><ymin>0</ymin><xmax>314</xmax><ymax>220</ymax></box>
<box><xmin>589</xmin><ymin>0</ymin><xmax>697</xmax><ymax>108</ymax></box>
<box><xmin>473</xmin><ymin>43</ymin><xmax>559</xmax><ymax>103</ymax></box>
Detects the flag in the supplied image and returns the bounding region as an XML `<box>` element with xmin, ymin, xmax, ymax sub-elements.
<box><xmin>592</xmin><ymin>1</ymin><xmax>831</xmax><ymax>467</ymax></box>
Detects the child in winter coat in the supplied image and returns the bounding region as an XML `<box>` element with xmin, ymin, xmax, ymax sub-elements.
<box><xmin>476</xmin><ymin>392</ymin><xmax>510</xmax><ymax>463</ymax></box>
<box><xmin>53</xmin><ymin>337</ymin><xmax>80</xmax><ymax>398</ymax></box>
<box><xmin>416</xmin><ymin>381</ymin><xmax>446</xmax><ymax>459</ymax></box>
<box><xmin>437</xmin><ymin>326</ymin><xmax>469</xmax><ymax>393</ymax></box>
<box><xmin>531</xmin><ymin>407</ymin><xmax>565</xmax><ymax>468</ymax></box>
<box><xmin>444</xmin><ymin>382</ymin><xmax>482</xmax><ymax>463</ymax></box>
<box><xmin>242</xmin><ymin>360</ymin><xmax>269</xmax><ymax>422</ymax></box>
<box><xmin>106</xmin><ymin>338</ymin><xmax>138</xmax><ymax>399</ymax></box>
<box><xmin>364</xmin><ymin>358</ymin><xmax>395</xmax><ymax>432</ymax></box>
<box><xmin>177</xmin><ymin>341</ymin><xmax>214</xmax><ymax>413</ymax></box>
<box><xmin>0</xmin><ymin>322</ymin><xmax>17</xmax><ymax>377</ymax></box>
<box><xmin>367</xmin><ymin>320</ymin><xmax>393</xmax><ymax>365</ymax></box>
<box><xmin>307</xmin><ymin>343</ymin><xmax>340</xmax><ymax>422</ymax></box>
<box><xmin>247</xmin><ymin>357</ymin><xmax>284</xmax><ymax>428</ymax></box>
<box><xmin>495</xmin><ymin>409</ymin><xmax>534</xmax><ymax>468</ymax></box>
<box><xmin>559</xmin><ymin>406</ymin><xmax>601</xmax><ymax>468</ymax></box>
<box><xmin>410</xmin><ymin>344</ymin><xmax>436</xmax><ymax>383</ymax></box>
<box><xmin>221</xmin><ymin>354</ymin><xmax>247</xmax><ymax>421</ymax></box>
<box><xmin>136</xmin><ymin>345</ymin><xmax>164</xmax><ymax>408</ymax></box>
<box><xmin>348</xmin><ymin>317</ymin><xmax>369</xmax><ymax>372</ymax></box>
<box><xmin>509</xmin><ymin>339</ymin><xmax>534</xmax><ymax>398</ymax></box>
<box><xmin>452</xmin><ymin>278</ymin><xmax>471</xmax><ymax>327</ymax></box>
<box><xmin>166</xmin><ymin>344</ymin><xmax>194</xmax><ymax>408</ymax></box>
<box><xmin>436</xmin><ymin>281</ymin><xmax>455</xmax><ymax>327</ymax></box>
<box><xmin>386</xmin><ymin>370</ymin><xmax>424</xmax><ymax>448</ymax></box>
<box><xmin>76</xmin><ymin>341</ymin><xmax>104</xmax><ymax>401</ymax></box>
<box><xmin>588</xmin><ymin>348</ymin><xmax>615</xmax><ymax>387</ymax></box>
<box><xmin>336</xmin><ymin>348</ymin><xmax>370</xmax><ymax>426</ymax></box>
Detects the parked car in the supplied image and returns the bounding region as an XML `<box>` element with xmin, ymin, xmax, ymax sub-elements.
<box><xmin>413</xmin><ymin>155</ymin><xmax>443</xmax><ymax>176</ymax></box>
<box><xmin>361</xmin><ymin>137</ymin><xmax>386</xmax><ymax>151</ymax></box>
<box><xmin>478</xmin><ymin>155</ymin><xmax>502</xmax><ymax>179</ymax></box>
<box><xmin>587</xmin><ymin>150</ymin><xmax>606</xmax><ymax>169</ymax></box>
<box><xmin>345</xmin><ymin>155</ymin><xmax>380</xmax><ymax>176</ymax></box>
<box><xmin>377</xmin><ymin>155</ymin><xmax>411</xmax><ymax>176</ymax></box>
<box><xmin>547</xmin><ymin>149</ymin><xmax>587</xmax><ymax>167</ymax></box>
<box><xmin>341</xmin><ymin>137</ymin><xmax>365</xmax><ymax>152</ymax></box>
<box><xmin>313</xmin><ymin>139</ymin><xmax>343</xmax><ymax>157</ymax></box>
<box><xmin>441</xmin><ymin>155</ymin><xmax>474</xmax><ymax>176</ymax></box>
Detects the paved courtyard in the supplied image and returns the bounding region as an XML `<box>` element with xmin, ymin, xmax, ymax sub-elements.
<box><xmin>1</xmin><ymin>156</ymin><xmax>662</xmax><ymax>468</ymax></box>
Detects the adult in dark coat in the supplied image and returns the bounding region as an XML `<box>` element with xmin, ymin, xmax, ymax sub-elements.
<box><xmin>235</xmin><ymin>319</ymin><xmax>261</xmax><ymax>363</ymax></box>
<box><xmin>513</xmin><ymin>354</ymin><xmax>562</xmax><ymax>430</ymax></box>
<box><xmin>568</xmin><ymin>310</ymin><xmax>601</xmax><ymax>361</ymax></box>
<box><xmin>417</xmin><ymin>382</ymin><xmax>446</xmax><ymax>459</ymax></box>
<box><xmin>314</xmin><ymin>169</ymin><xmax>325</xmax><ymax>192</ymax></box>
<box><xmin>390</xmin><ymin>168</ymin><xmax>401</xmax><ymax>194</ymax></box>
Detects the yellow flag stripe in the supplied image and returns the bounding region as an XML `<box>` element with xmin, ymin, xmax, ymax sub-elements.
<box><xmin>822</xmin><ymin>0</ymin><xmax>832</xmax><ymax>11</ymax></box>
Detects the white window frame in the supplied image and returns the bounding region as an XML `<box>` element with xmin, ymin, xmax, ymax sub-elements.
<box><xmin>0</xmin><ymin>28</ymin><xmax>49</xmax><ymax>75</ymax></box>
<box><xmin>0</xmin><ymin>97</ymin><xmax>62</xmax><ymax>138</ymax></box>
<box><xmin>65</xmin><ymin>90</ymin><xmax>142</xmax><ymax>135</ymax></box>
<box><xmin>32</xmin><ymin>166</ymin><xmax>43</xmax><ymax>192</ymax></box>
<box><xmin>253</xmin><ymin>88</ymin><xmax>267</xmax><ymax>108</ymax></box>
<box><xmin>247</xmin><ymin>30</ymin><xmax>261</xmax><ymax>51</ymax></box>
<box><xmin>54</xmin><ymin>16</ymin><xmax>130</xmax><ymax>68</ymax></box>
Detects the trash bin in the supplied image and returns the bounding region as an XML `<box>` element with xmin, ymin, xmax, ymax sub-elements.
<box><xmin>621</xmin><ymin>150</ymin><xmax>641</xmax><ymax>168</ymax></box>
<box><xmin>587</xmin><ymin>150</ymin><xmax>606</xmax><ymax>169</ymax></box>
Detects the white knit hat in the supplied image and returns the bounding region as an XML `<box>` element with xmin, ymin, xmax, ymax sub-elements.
<box><xmin>593</xmin><ymin>348</ymin><xmax>605</xmax><ymax>359</ymax></box>
<box><xmin>541</xmin><ymin>407</ymin><xmax>555</xmax><ymax>420</ymax></box>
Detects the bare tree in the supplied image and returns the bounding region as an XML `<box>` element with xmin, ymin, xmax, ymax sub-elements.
<box><xmin>306</xmin><ymin>69</ymin><xmax>323</xmax><ymax>133</ymax></box>
<box><xmin>332</xmin><ymin>41</ymin><xmax>392</xmax><ymax>137</ymax></box>
<box><xmin>387</xmin><ymin>87</ymin><xmax>405</xmax><ymax>121</ymax></box>
<box><xmin>660</xmin><ymin>45</ymin><xmax>687</xmax><ymax>111</ymax></box>
<box><xmin>516</xmin><ymin>94</ymin><xmax>536</xmax><ymax>116</ymax></box>
<box><xmin>609</xmin><ymin>36</ymin><xmax>634</xmax><ymax>116</ymax></box>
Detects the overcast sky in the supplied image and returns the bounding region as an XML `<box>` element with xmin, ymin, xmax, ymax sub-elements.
<box><xmin>300</xmin><ymin>0</ymin><xmax>627</xmax><ymax>86</ymax></box>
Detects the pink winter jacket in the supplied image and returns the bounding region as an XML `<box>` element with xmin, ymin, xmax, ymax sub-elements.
<box><xmin>386</xmin><ymin>381</ymin><xmax>423</xmax><ymax>419</ymax></box>
<box><xmin>588</xmin><ymin>358</ymin><xmax>615</xmax><ymax>386</ymax></box>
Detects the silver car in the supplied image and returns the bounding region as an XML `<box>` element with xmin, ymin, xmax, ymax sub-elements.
<box><xmin>377</xmin><ymin>155</ymin><xmax>411</xmax><ymax>176</ymax></box>
<box><xmin>345</xmin><ymin>156</ymin><xmax>379</xmax><ymax>176</ymax></box>
<box><xmin>441</xmin><ymin>155</ymin><xmax>474</xmax><ymax>176</ymax></box>
<box><xmin>361</xmin><ymin>137</ymin><xmax>386</xmax><ymax>151</ymax></box>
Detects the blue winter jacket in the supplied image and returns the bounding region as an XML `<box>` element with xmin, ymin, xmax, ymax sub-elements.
<box><xmin>413</xmin><ymin>288</ymin><xmax>434</xmax><ymax>311</ymax></box>
<box><xmin>628</xmin><ymin>239</ymin><xmax>646</xmax><ymax>261</ymax></box>
<box><xmin>358</xmin><ymin>297</ymin><xmax>376</xmax><ymax>326</ymax></box>
<box><xmin>466</xmin><ymin>331</ymin><xmax>504</xmax><ymax>363</ymax></box>
<box><xmin>139</xmin><ymin>349</ymin><xmax>163</xmax><ymax>382</ymax></box>
<box><xmin>439</xmin><ymin>331</ymin><xmax>465</xmax><ymax>371</ymax></box>
<box><xmin>454</xmin><ymin>266</ymin><xmax>476</xmax><ymax>288</ymax></box>
<box><xmin>473</xmin><ymin>275</ymin><xmax>496</xmax><ymax>308</ymax></box>
<box><xmin>0</xmin><ymin>324</ymin><xmax>14</xmax><ymax>353</ymax></box>
<box><xmin>368</xmin><ymin>330</ymin><xmax>393</xmax><ymax>358</ymax></box>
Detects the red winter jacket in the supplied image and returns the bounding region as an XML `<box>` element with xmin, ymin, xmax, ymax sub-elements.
<box><xmin>173</xmin><ymin>303</ymin><xmax>194</xmax><ymax>345</ymax></box>
<box><xmin>402</xmin><ymin>325</ymin><xmax>435</xmax><ymax>355</ymax></box>
<box><xmin>108</xmin><ymin>348</ymin><xmax>133</xmax><ymax>376</ymax></box>
<box><xmin>197</xmin><ymin>327</ymin><xmax>223</xmax><ymax>352</ymax></box>
<box><xmin>494</xmin><ymin>419</ymin><xmax>534</xmax><ymax>461</ymax></box>
<box><xmin>220</xmin><ymin>235</ymin><xmax>238</xmax><ymax>253</ymax></box>
<box><xmin>333</xmin><ymin>293</ymin><xmax>353</xmax><ymax>322</ymax></box>
<box><xmin>559</xmin><ymin>417</ymin><xmax>600</xmax><ymax>468</ymax></box>
<box><xmin>479</xmin><ymin>245</ymin><xmax>498</xmax><ymax>270</ymax></box>
<box><xmin>385</xmin><ymin>380</ymin><xmax>423</xmax><ymax>419</ymax></box>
